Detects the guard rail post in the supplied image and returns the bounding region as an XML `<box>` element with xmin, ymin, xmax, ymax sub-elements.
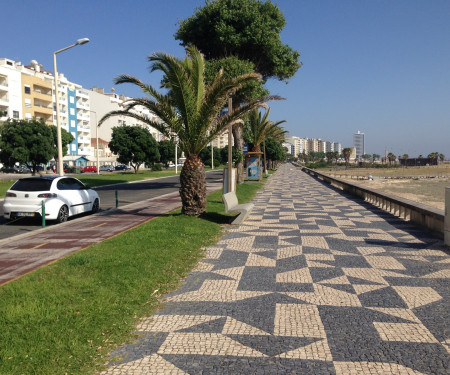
<box><xmin>42</xmin><ymin>200</ymin><xmax>46</xmax><ymax>228</ymax></box>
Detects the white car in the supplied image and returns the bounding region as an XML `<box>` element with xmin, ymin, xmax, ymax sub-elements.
<box><xmin>3</xmin><ymin>176</ymin><xmax>100</xmax><ymax>224</ymax></box>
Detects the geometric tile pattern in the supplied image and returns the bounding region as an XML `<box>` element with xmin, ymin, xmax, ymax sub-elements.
<box><xmin>101</xmin><ymin>164</ymin><xmax>450</xmax><ymax>375</ymax></box>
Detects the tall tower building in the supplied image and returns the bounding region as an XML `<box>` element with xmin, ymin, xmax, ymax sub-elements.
<box><xmin>353</xmin><ymin>130</ymin><xmax>365</xmax><ymax>159</ymax></box>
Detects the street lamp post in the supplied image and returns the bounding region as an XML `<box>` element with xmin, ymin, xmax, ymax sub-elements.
<box><xmin>227</xmin><ymin>97</ymin><xmax>233</xmax><ymax>193</ymax></box>
<box><xmin>211</xmin><ymin>141</ymin><xmax>214</xmax><ymax>170</ymax></box>
<box><xmin>90</xmin><ymin>110</ymin><xmax>99</xmax><ymax>175</ymax></box>
<box><xmin>53</xmin><ymin>38</ymin><xmax>89</xmax><ymax>176</ymax></box>
<box><xmin>174</xmin><ymin>134</ymin><xmax>178</xmax><ymax>175</ymax></box>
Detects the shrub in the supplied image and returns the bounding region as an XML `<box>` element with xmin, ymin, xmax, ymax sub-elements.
<box><xmin>204</xmin><ymin>159</ymin><xmax>221</xmax><ymax>168</ymax></box>
<box><xmin>151</xmin><ymin>163</ymin><xmax>163</xmax><ymax>171</ymax></box>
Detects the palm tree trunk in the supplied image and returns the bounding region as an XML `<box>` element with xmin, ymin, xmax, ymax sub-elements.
<box><xmin>232</xmin><ymin>124</ymin><xmax>245</xmax><ymax>184</ymax></box>
<box><xmin>179</xmin><ymin>154</ymin><xmax>207</xmax><ymax>216</ymax></box>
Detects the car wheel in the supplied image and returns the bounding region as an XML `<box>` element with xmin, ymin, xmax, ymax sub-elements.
<box><xmin>91</xmin><ymin>198</ymin><xmax>100</xmax><ymax>213</ymax></box>
<box><xmin>56</xmin><ymin>205</ymin><xmax>69</xmax><ymax>223</ymax></box>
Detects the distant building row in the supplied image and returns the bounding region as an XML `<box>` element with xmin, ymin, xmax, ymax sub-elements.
<box><xmin>0</xmin><ymin>58</ymin><xmax>165</xmax><ymax>166</ymax></box>
<box><xmin>283</xmin><ymin>136</ymin><xmax>342</xmax><ymax>157</ymax></box>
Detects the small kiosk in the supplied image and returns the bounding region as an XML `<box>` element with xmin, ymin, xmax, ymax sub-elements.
<box><xmin>244</xmin><ymin>152</ymin><xmax>263</xmax><ymax>181</ymax></box>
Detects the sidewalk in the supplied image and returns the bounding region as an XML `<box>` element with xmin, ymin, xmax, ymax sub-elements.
<box><xmin>100</xmin><ymin>163</ymin><xmax>449</xmax><ymax>375</ymax></box>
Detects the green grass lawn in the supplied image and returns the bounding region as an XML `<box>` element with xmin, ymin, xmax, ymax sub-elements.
<box><xmin>0</xmin><ymin>178</ymin><xmax>266</xmax><ymax>375</ymax></box>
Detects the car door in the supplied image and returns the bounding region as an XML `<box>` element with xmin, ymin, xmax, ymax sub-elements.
<box><xmin>56</xmin><ymin>178</ymin><xmax>91</xmax><ymax>215</ymax></box>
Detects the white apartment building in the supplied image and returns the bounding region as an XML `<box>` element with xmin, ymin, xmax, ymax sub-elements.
<box><xmin>282</xmin><ymin>142</ymin><xmax>294</xmax><ymax>155</ymax></box>
<box><xmin>0</xmin><ymin>59</ymin><xmax>22</xmax><ymax>122</ymax></box>
<box><xmin>285</xmin><ymin>136</ymin><xmax>307</xmax><ymax>157</ymax></box>
<box><xmin>307</xmin><ymin>138</ymin><xmax>319</xmax><ymax>153</ymax></box>
<box><xmin>333</xmin><ymin>142</ymin><xmax>342</xmax><ymax>154</ymax></box>
<box><xmin>211</xmin><ymin>130</ymin><xmax>233</xmax><ymax>149</ymax></box>
<box><xmin>89</xmin><ymin>88</ymin><xmax>164</xmax><ymax>165</ymax></box>
<box><xmin>353</xmin><ymin>130</ymin><xmax>365</xmax><ymax>159</ymax></box>
<box><xmin>53</xmin><ymin>71</ymin><xmax>92</xmax><ymax>156</ymax></box>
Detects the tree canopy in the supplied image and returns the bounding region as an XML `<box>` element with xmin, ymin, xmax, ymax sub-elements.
<box><xmin>109</xmin><ymin>125</ymin><xmax>160</xmax><ymax>174</ymax></box>
<box><xmin>0</xmin><ymin>118</ymin><xmax>72</xmax><ymax>175</ymax></box>
<box><xmin>205</xmin><ymin>57</ymin><xmax>269</xmax><ymax>104</ymax></box>
<box><xmin>265</xmin><ymin>137</ymin><xmax>286</xmax><ymax>167</ymax></box>
<box><xmin>158</xmin><ymin>139</ymin><xmax>180</xmax><ymax>167</ymax></box>
<box><xmin>48</xmin><ymin>125</ymin><xmax>75</xmax><ymax>162</ymax></box>
<box><xmin>175</xmin><ymin>0</ymin><xmax>301</xmax><ymax>82</ymax></box>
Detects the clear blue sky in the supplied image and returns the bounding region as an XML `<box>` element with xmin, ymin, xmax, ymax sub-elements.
<box><xmin>3</xmin><ymin>0</ymin><xmax>449</xmax><ymax>157</ymax></box>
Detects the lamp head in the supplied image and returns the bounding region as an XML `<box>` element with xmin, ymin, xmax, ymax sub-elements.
<box><xmin>76</xmin><ymin>38</ymin><xmax>90</xmax><ymax>46</ymax></box>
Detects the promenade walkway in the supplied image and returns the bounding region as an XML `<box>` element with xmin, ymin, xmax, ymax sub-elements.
<box><xmin>101</xmin><ymin>164</ymin><xmax>449</xmax><ymax>375</ymax></box>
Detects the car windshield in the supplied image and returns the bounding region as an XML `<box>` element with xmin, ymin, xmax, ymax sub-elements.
<box><xmin>10</xmin><ymin>178</ymin><xmax>53</xmax><ymax>192</ymax></box>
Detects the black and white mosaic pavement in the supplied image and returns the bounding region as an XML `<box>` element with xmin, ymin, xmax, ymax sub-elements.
<box><xmin>102</xmin><ymin>164</ymin><xmax>449</xmax><ymax>374</ymax></box>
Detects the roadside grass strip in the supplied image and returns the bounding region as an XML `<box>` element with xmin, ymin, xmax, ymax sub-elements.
<box><xmin>0</xmin><ymin>180</ymin><xmax>265</xmax><ymax>375</ymax></box>
<box><xmin>0</xmin><ymin>166</ymin><xmax>223</xmax><ymax>198</ymax></box>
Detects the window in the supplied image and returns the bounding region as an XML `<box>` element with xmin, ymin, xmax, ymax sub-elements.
<box><xmin>25</xmin><ymin>99</ymin><xmax>31</xmax><ymax>108</ymax></box>
<box><xmin>69</xmin><ymin>96</ymin><xmax>74</xmax><ymax>104</ymax></box>
<box><xmin>71</xmin><ymin>144</ymin><xmax>76</xmax><ymax>151</ymax></box>
<box><xmin>25</xmin><ymin>113</ymin><xmax>31</xmax><ymax>119</ymax></box>
<box><xmin>57</xmin><ymin>178</ymin><xmax>85</xmax><ymax>191</ymax></box>
<box><xmin>11</xmin><ymin>178</ymin><xmax>52</xmax><ymax>192</ymax></box>
<box><xmin>70</xmin><ymin>108</ymin><xmax>75</xmax><ymax>115</ymax></box>
<box><xmin>24</xmin><ymin>85</ymin><xmax>30</xmax><ymax>94</ymax></box>
<box><xmin>70</xmin><ymin>120</ymin><xmax>75</xmax><ymax>127</ymax></box>
<box><xmin>13</xmin><ymin>111</ymin><xmax>19</xmax><ymax>119</ymax></box>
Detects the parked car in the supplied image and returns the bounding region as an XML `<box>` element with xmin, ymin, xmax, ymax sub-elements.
<box><xmin>17</xmin><ymin>165</ymin><xmax>31</xmax><ymax>174</ymax></box>
<box><xmin>114</xmin><ymin>165</ymin><xmax>131</xmax><ymax>171</ymax></box>
<box><xmin>3</xmin><ymin>176</ymin><xmax>100</xmax><ymax>224</ymax></box>
<box><xmin>80</xmin><ymin>165</ymin><xmax>98</xmax><ymax>173</ymax></box>
<box><xmin>1</xmin><ymin>166</ymin><xmax>20</xmax><ymax>173</ymax></box>
<box><xmin>99</xmin><ymin>165</ymin><xmax>114</xmax><ymax>172</ymax></box>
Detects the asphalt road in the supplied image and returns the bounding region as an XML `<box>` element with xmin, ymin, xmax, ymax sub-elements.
<box><xmin>0</xmin><ymin>170</ymin><xmax>224</xmax><ymax>240</ymax></box>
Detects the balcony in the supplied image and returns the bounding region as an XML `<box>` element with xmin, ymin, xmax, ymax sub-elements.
<box><xmin>33</xmin><ymin>87</ymin><xmax>52</xmax><ymax>96</ymax></box>
<box><xmin>76</xmin><ymin>101</ymin><xmax>90</xmax><ymax>110</ymax></box>
<box><xmin>0</xmin><ymin>92</ymin><xmax>9</xmax><ymax>104</ymax></box>
<box><xmin>78</xmin><ymin>147</ymin><xmax>93</xmax><ymax>156</ymax></box>
<box><xmin>33</xmin><ymin>103</ymin><xmax>53</xmax><ymax>115</ymax></box>
<box><xmin>78</xmin><ymin>126</ymin><xmax>91</xmax><ymax>134</ymax></box>
<box><xmin>76</xmin><ymin>89</ymin><xmax>89</xmax><ymax>99</ymax></box>
<box><xmin>77</xmin><ymin>135</ymin><xmax>91</xmax><ymax>143</ymax></box>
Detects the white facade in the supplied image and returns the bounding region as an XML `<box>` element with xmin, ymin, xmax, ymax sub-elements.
<box><xmin>0</xmin><ymin>59</ymin><xmax>23</xmax><ymax>122</ymax></box>
<box><xmin>211</xmin><ymin>129</ymin><xmax>233</xmax><ymax>149</ymax></box>
<box><xmin>88</xmin><ymin>88</ymin><xmax>164</xmax><ymax>164</ymax></box>
<box><xmin>353</xmin><ymin>130</ymin><xmax>365</xmax><ymax>158</ymax></box>
<box><xmin>285</xmin><ymin>136</ymin><xmax>303</xmax><ymax>157</ymax></box>
<box><xmin>89</xmin><ymin>88</ymin><xmax>163</xmax><ymax>143</ymax></box>
<box><xmin>333</xmin><ymin>142</ymin><xmax>342</xmax><ymax>154</ymax></box>
<box><xmin>282</xmin><ymin>142</ymin><xmax>294</xmax><ymax>155</ymax></box>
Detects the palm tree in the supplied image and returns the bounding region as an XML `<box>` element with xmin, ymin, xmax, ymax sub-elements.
<box><xmin>100</xmin><ymin>46</ymin><xmax>275</xmax><ymax>216</ymax></box>
<box><xmin>387</xmin><ymin>152</ymin><xmax>396</xmax><ymax>165</ymax></box>
<box><xmin>245</xmin><ymin>108</ymin><xmax>286</xmax><ymax>174</ymax></box>
<box><xmin>342</xmin><ymin>148</ymin><xmax>352</xmax><ymax>169</ymax></box>
<box><xmin>402</xmin><ymin>154</ymin><xmax>409</xmax><ymax>168</ymax></box>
